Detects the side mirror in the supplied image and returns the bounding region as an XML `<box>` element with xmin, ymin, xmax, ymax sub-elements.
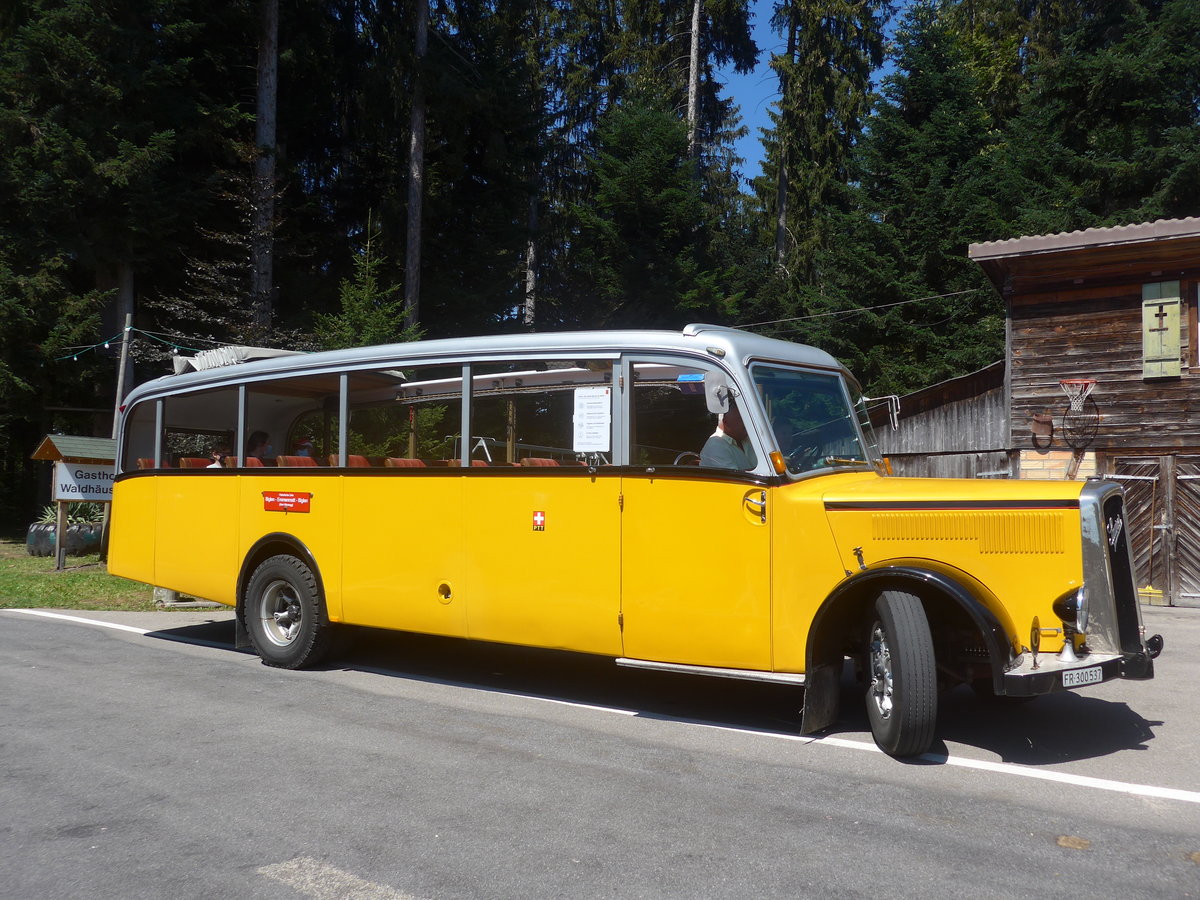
<box><xmin>704</xmin><ymin>371</ymin><xmax>738</xmax><ymax>414</ymax></box>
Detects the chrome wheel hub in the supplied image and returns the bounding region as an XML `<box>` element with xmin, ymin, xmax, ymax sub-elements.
<box><xmin>260</xmin><ymin>580</ymin><xmax>302</xmax><ymax>647</ymax></box>
<box><xmin>869</xmin><ymin>622</ymin><xmax>894</xmax><ymax>719</ymax></box>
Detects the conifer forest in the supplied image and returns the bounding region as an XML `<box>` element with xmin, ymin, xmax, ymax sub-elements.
<box><xmin>2</xmin><ymin>0</ymin><xmax>1199</xmax><ymax>527</ymax></box>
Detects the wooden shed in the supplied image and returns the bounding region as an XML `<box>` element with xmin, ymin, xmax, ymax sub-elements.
<box><xmin>969</xmin><ymin>217</ymin><xmax>1200</xmax><ymax>607</ymax></box>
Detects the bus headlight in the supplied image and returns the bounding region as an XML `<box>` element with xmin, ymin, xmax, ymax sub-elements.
<box><xmin>1053</xmin><ymin>585</ymin><xmax>1089</xmax><ymax>634</ymax></box>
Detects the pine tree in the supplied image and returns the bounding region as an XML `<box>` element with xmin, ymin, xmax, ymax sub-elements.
<box><xmin>562</xmin><ymin>96</ymin><xmax>716</xmax><ymax>328</ymax></box>
<box><xmin>315</xmin><ymin>222</ymin><xmax>418</xmax><ymax>350</ymax></box>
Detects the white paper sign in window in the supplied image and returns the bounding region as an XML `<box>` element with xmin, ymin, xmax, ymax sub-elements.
<box><xmin>573</xmin><ymin>386</ymin><xmax>611</xmax><ymax>452</ymax></box>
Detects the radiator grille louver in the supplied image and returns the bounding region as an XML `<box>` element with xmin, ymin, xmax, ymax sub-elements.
<box><xmin>871</xmin><ymin>511</ymin><xmax>1066</xmax><ymax>554</ymax></box>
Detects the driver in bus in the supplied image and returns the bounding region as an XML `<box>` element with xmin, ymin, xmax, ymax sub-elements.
<box><xmin>700</xmin><ymin>399</ymin><xmax>757</xmax><ymax>471</ymax></box>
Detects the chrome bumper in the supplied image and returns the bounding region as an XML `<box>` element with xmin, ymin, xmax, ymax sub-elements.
<box><xmin>1003</xmin><ymin>646</ymin><xmax>1157</xmax><ymax>697</ymax></box>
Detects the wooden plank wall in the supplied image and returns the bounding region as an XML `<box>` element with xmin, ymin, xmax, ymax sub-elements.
<box><xmin>1009</xmin><ymin>280</ymin><xmax>1198</xmax><ymax>451</ymax></box>
<box><xmin>885</xmin><ymin>450</ymin><xmax>1012</xmax><ymax>479</ymax></box>
<box><xmin>878</xmin><ymin>385</ymin><xmax>1012</xmax><ymax>478</ymax></box>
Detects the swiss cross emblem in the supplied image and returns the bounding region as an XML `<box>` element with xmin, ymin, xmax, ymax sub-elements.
<box><xmin>532</xmin><ymin>510</ymin><xmax>546</xmax><ymax>531</ymax></box>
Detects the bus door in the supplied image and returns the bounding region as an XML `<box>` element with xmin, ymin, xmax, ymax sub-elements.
<box><xmin>618</xmin><ymin>359</ymin><xmax>773</xmax><ymax>671</ymax></box>
<box><xmin>462</xmin><ymin>359</ymin><xmax>623</xmax><ymax>655</ymax></box>
<box><xmin>338</xmin><ymin>368</ymin><xmax>467</xmax><ymax>637</ymax></box>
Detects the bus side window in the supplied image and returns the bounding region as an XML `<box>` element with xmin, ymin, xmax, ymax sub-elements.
<box><xmin>347</xmin><ymin>364</ymin><xmax>463</xmax><ymax>465</ymax></box>
<box><xmin>630</xmin><ymin>363</ymin><xmax>717</xmax><ymax>467</ymax></box>
<box><xmin>121</xmin><ymin>399</ymin><xmax>159</xmax><ymax>472</ymax></box>
<box><xmin>159</xmin><ymin>386</ymin><xmax>238</xmax><ymax>471</ymax></box>
<box><xmin>469</xmin><ymin>359</ymin><xmax>613</xmax><ymax>466</ymax></box>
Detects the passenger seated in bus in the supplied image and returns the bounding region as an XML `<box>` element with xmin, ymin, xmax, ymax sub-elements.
<box><xmin>700</xmin><ymin>400</ymin><xmax>757</xmax><ymax>470</ymax></box>
<box><xmin>245</xmin><ymin>430</ymin><xmax>270</xmax><ymax>462</ymax></box>
<box><xmin>208</xmin><ymin>445</ymin><xmax>230</xmax><ymax>468</ymax></box>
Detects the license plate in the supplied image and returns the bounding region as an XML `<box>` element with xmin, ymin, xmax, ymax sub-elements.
<box><xmin>1063</xmin><ymin>666</ymin><xmax>1102</xmax><ymax>688</ymax></box>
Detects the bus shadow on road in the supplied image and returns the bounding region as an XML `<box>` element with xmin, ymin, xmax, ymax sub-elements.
<box><xmin>337</xmin><ymin>625</ymin><xmax>811</xmax><ymax>735</ymax></box>
<box><xmin>929</xmin><ymin>686</ymin><xmax>1159</xmax><ymax>764</ymax></box>
<box><xmin>149</xmin><ymin>619</ymin><xmax>810</xmax><ymax>734</ymax></box>
<box><xmin>146</xmin><ymin>619</ymin><xmax>1159</xmax><ymax>762</ymax></box>
<box><xmin>829</xmin><ymin>675</ymin><xmax>1160</xmax><ymax>765</ymax></box>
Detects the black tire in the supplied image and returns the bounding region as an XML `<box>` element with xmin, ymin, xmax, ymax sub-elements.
<box><xmin>243</xmin><ymin>554</ymin><xmax>335</xmax><ymax>669</ymax></box>
<box><xmin>865</xmin><ymin>591</ymin><xmax>937</xmax><ymax>757</ymax></box>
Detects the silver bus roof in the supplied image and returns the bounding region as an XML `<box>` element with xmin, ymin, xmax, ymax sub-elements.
<box><xmin>123</xmin><ymin>324</ymin><xmax>849</xmax><ymax>407</ymax></box>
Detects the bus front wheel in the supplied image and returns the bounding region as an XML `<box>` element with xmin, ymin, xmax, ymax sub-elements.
<box><xmin>244</xmin><ymin>554</ymin><xmax>334</xmax><ymax>669</ymax></box>
<box><xmin>865</xmin><ymin>590</ymin><xmax>937</xmax><ymax>757</ymax></box>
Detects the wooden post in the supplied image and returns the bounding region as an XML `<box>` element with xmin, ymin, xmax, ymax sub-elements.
<box><xmin>1162</xmin><ymin>454</ymin><xmax>1178</xmax><ymax>606</ymax></box>
<box><xmin>110</xmin><ymin>313</ymin><xmax>133</xmax><ymax>439</ymax></box>
<box><xmin>101</xmin><ymin>313</ymin><xmax>132</xmax><ymax>562</ymax></box>
<box><xmin>55</xmin><ymin>500</ymin><xmax>67</xmax><ymax>571</ymax></box>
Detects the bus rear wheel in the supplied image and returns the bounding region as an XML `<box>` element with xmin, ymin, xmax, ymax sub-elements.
<box><xmin>865</xmin><ymin>590</ymin><xmax>937</xmax><ymax>757</ymax></box>
<box><xmin>244</xmin><ymin>554</ymin><xmax>334</xmax><ymax>669</ymax></box>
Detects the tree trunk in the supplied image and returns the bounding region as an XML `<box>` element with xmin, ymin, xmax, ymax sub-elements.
<box><xmin>404</xmin><ymin>0</ymin><xmax>429</xmax><ymax>332</ymax></box>
<box><xmin>687</xmin><ymin>0</ymin><xmax>702</xmax><ymax>160</ymax></box>
<box><xmin>251</xmin><ymin>0</ymin><xmax>278</xmax><ymax>329</ymax></box>
<box><xmin>524</xmin><ymin>180</ymin><xmax>538</xmax><ymax>328</ymax></box>
<box><xmin>774</xmin><ymin>5</ymin><xmax>795</xmax><ymax>269</ymax></box>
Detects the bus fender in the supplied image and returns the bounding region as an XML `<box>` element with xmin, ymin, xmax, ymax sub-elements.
<box><xmin>235</xmin><ymin>532</ymin><xmax>327</xmax><ymax>649</ymax></box>
<box><xmin>799</xmin><ymin>564</ymin><xmax>1014</xmax><ymax>735</ymax></box>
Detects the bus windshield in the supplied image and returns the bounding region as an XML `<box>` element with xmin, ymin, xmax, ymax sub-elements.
<box><xmin>750</xmin><ymin>363</ymin><xmax>873</xmax><ymax>476</ymax></box>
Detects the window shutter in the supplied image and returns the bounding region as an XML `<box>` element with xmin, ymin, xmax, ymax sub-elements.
<box><xmin>1143</xmin><ymin>281</ymin><xmax>1182</xmax><ymax>378</ymax></box>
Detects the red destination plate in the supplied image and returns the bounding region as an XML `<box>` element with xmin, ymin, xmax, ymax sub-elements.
<box><xmin>263</xmin><ymin>491</ymin><xmax>312</xmax><ymax>513</ymax></box>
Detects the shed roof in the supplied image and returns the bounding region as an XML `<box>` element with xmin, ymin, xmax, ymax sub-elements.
<box><xmin>969</xmin><ymin>217</ymin><xmax>1200</xmax><ymax>261</ymax></box>
<box><xmin>31</xmin><ymin>435</ymin><xmax>116</xmax><ymax>464</ymax></box>
<box><xmin>969</xmin><ymin>217</ymin><xmax>1200</xmax><ymax>296</ymax></box>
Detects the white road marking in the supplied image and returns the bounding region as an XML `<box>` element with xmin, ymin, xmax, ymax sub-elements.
<box><xmin>258</xmin><ymin>857</ymin><xmax>424</xmax><ymax>900</ymax></box>
<box><xmin>684</xmin><ymin>724</ymin><xmax>1200</xmax><ymax>804</ymax></box>
<box><xmin>8</xmin><ymin>608</ymin><xmax>1199</xmax><ymax>805</ymax></box>
<box><xmin>523</xmin><ymin>695</ymin><xmax>639</xmax><ymax>715</ymax></box>
<box><xmin>5</xmin><ymin>608</ymin><xmax>151</xmax><ymax>634</ymax></box>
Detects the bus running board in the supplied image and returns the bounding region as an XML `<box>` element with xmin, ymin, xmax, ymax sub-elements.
<box><xmin>615</xmin><ymin>657</ymin><xmax>805</xmax><ymax>686</ymax></box>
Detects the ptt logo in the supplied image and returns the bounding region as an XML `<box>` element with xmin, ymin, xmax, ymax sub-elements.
<box><xmin>1106</xmin><ymin>515</ymin><xmax>1124</xmax><ymax>551</ymax></box>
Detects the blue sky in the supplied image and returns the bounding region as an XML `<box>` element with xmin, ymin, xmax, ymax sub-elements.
<box><xmin>717</xmin><ymin>0</ymin><xmax>781</xmax><ymax>186</ymax></box>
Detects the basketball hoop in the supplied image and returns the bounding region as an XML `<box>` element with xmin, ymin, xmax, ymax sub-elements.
<box><xmin>1060</xmin><ymin>379</ymin><xmax>1096</xmax><ymax>412</ymax></box>
<box><xmin>1060</xmin><ymin>379</ymin><xmax>1099</xmax><ymax>450</ymax></box>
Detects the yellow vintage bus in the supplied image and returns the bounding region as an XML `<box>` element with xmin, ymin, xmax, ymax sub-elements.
<box><xmin>109</xmin><ymin>324</ymin><xmax>1162</xmax><ymax>757</ymax></box>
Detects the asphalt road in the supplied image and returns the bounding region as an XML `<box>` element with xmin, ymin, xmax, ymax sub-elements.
<box><xmin>2</xmin><ymin>605</ymin><xmax>1198</xmax><ymax>899</ymax></box>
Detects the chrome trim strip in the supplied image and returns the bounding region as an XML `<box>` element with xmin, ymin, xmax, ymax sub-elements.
<box><xmin>615</xmin><ymin>657</ymin><xmax>805</xmax><ymax>685</ymax></box>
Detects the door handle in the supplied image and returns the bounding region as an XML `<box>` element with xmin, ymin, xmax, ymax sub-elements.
<box><xmin>744</xmin><ymin>490</ymin><xmax>767</xmax><ymax>524</ymax></box>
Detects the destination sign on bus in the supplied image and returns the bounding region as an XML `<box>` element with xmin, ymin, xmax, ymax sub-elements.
<box><xmin>262</xmin><ymin>491</ymin><xmax>312</xmax><ymax>513</ymax></box>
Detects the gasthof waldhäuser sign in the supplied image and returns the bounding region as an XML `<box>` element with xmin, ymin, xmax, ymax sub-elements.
<box><xmin>53</xmin><ymin>462</ymin><xmax>115</xmax><ymax>502</ymax></box>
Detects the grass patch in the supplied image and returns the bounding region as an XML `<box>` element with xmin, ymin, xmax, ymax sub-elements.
<box><xmin>0</xmin><ymin>539</ymin><xmax>156</xmax><ymax>611</ymax></box>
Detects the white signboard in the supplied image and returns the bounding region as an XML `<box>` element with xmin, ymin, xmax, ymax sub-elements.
<box><xmin>573</xmin><ymin>386</ymin><xmax>611</xmax><ymax>452</ymax></box>
<box><xmin>53</xmin><ymin>462</ymin><xmax>115</xmax><ymax>502</ymax></box>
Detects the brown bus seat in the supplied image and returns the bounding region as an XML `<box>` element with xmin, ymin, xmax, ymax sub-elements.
<box><xmin>178</xmin><ymin>457</ymin><xmax>213</xmax><ymax>468</ymax></box>
<box><xmin>384</xmin><ymin>457</ymin><xmax>426</xmax><ymax>467</ymax></box>
<box><xmin>519</xmin><ymin>457</ymin><xmax>559</xmax><ymax>466</ymax></box>
<box><xmin>276</xmin><ymin>455</ymin><xmax>318</xmax><ymax>467</ymax></box>
<box><xmin>327</xmin><ymin>454</ymin><xmax>371</xmax><ymax>467</ymax></box>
